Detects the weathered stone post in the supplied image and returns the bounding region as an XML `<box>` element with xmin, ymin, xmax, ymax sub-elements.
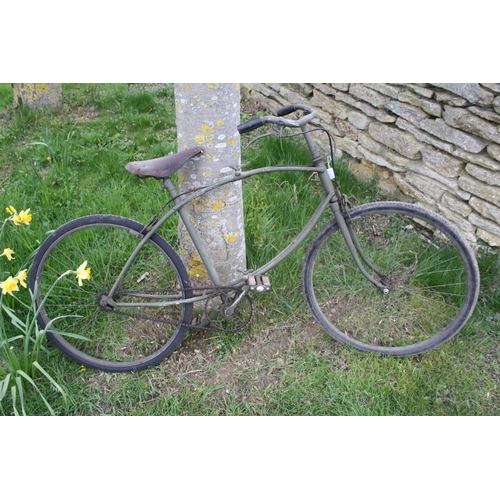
<box><xmin>12</xmin><ymin>83</ymin><xmax>62</xmax><ymax>107</ymax></box>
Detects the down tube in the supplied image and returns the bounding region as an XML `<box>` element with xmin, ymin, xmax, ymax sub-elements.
<box><xmin>248</xmin><ymin>192</ymin><xmax>333</xmax><ymax>281</ymax></box>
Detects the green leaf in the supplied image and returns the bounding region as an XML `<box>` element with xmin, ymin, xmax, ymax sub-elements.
<box><xmin>2</xmin><ymin>305</ymin><xmax>27</xmax><ymax>331</ymax></box>
<box><xmin>0</xmin><ymin>373</ymin><xmax>11</xmax><ymax>400</ymax></box>
<box><xmin>15</xmin><ymin>376</ymin><xmax>26</xmax><ymax>416</ymax></box>
<box><xmin>11</xmin><ymin>386</ymin><xmax>19</xmax><ymax>416</ymax></box>
<box><xmin>16</xmin><ymin>369</ymin><xmax>56</xmax><ymax>416</ymax></box>
<box><xmin>33</xmin><ymin>361</ymin><xmax>66</xmax><ymax>400</ymax></box>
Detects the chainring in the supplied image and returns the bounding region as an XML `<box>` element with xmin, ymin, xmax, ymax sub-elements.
<box><xmin>203</xmin><ymin>289</ymin><xmax>253</xmax><ymax>333</ymax></box>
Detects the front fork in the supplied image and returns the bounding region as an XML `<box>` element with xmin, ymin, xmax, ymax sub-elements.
<box><xmin>330</xmin><ymin>197</ymin><xmax>390</xmax><ymax>294</ymax></box>
<box><xmin>301</xmin><ymin>123</ymin><xmax>389</xmax><ymax>294</ymax></box>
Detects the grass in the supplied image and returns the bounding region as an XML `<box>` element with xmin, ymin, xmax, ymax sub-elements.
<box><xmin>0</xmin><ymin>83</ymin><xmax>499</xmax><ymax>415</ymax></box>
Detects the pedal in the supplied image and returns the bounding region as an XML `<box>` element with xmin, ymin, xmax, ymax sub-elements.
<box><xmin>247</xmin><ymin>274</ymin><xmax>271</xmax><ymax>293</ymax></box>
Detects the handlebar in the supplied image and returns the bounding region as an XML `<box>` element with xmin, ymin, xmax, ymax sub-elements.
<box><xmin>237</xmin><ymin>104</ymin><xmax>317</xmax><ymax>135</ymax></box>
<box><xmin>276</xmin><ymin>104</ymin><xmax>303</xmax><ymax>117</ymax></box>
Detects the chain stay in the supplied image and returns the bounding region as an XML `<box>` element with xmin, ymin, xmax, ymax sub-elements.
<box><xmin>105</xmin><ymin>285</ymin><xmax>252</xmax><ymax>333</ymax></box>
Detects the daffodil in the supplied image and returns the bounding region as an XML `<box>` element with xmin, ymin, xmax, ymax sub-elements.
<box><xmin>1</xmin><ymin>247</ymin><xmax>15</xmax><ymax>261</ymax></box>
<box><xmin>75</xmin><ymin>261</ymin><xmax>91</xmax><ymax>286</ymax></box>
<box><xmin>15</xmin><ymin>269</ymin><xmax>28</xmax><ymax>288</ymax></box>
<box><xmin>0</xmin><ymin>276</ymin><xmax>19</xmax><ymax>296</ymax></box>
<box><xmin>12</xmin><ymin>208</ymin><xmax>32</xmax><ymax>226</ymax></box>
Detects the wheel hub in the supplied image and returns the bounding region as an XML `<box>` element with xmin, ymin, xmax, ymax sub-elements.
<box><xmin>97</xmin><ymin>292</ymin><xmax>114</xmax><ymax>311</ymax></box>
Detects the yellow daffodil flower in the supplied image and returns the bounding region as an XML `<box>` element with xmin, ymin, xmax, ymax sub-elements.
<box><xmin>15</xmin><ymin>269</ymin><xmax>28</xmax><ymax>288</ymax></box>
<box><xmin>1</xmin><ymin>248</ymin><xmax>15</xmax><ymax>261</ymax></box>
<box><xmin>0</xmin><ymin>276</ymin><xmax>19</xmax><ymax>296</ymax></box>
<box><xmin>76</xmin><ymin>261</ymin><xmax>91</xmax><ymax>286</ymax></box>
<box><xmin>12</xmin><ymin>208</ymin><xmax>32</xmax><ymax>226</ymax></box>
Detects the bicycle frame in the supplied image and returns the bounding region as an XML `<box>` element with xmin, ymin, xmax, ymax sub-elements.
<box><xmin>103</xmin><ymin>123</ymin><xmax>387</xmax><ymax>310</ymax></box>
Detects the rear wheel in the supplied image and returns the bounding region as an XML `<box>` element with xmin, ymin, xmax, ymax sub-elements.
<box><xmin>29</xmin><ymin>215</ymin><xmax>193</xmax><ymax>372</ymax></box>
<box><xmin>302</xmin><ymin>202</ymin><xmax>480</xmax><ymax>356</ymax></box>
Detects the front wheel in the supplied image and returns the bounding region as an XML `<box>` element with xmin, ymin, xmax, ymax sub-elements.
<box><xmin>29</xmin><ymin>215</ymin><xmax>193</xmax><ymax>372</ymax></box>
<box><xmin>302</xmin><ymin>201</ymin><xmax>480</xmax><ymax>356</ymax></box>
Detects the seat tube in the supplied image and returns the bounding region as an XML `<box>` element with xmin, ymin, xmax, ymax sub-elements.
<box><xmin>163</xmin><ymin>178</ymin><xmax>223</xmax><ymax>287</ymax></box>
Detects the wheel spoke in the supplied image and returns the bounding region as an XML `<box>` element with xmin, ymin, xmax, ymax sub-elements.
<box><xmin>303</xmin><ymin>202</ymin><xmax>479</xmax><ymax>356</ymax></box>
<box><xmin>30</xmin><ymin>216</ymin><xmax>193</xmax><ymax>372</ymax></box>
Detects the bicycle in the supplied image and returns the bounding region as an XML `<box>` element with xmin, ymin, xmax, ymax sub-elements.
<box><xmin>29</xmin><ymin>104</ymin><xmax>480</xmax><ymax>372</ymax></box>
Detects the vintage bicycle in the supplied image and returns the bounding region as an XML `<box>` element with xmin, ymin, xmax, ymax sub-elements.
<box><xmin>29</xmin><ymin>104</ymin><xmax>480</xmax><ymax>372</ymax></box>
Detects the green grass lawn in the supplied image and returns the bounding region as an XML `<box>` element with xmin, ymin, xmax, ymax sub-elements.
<box><xmin>0</xmin><ymin>83</ymin><xmax>499</xmax><ymax>415</ymax></box>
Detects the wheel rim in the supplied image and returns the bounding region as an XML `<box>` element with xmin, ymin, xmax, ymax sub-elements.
<box><xmin>33</xmin><ymin>220</ymin><xmax>191</xmax><ymax>369</ymax></box>
<box><xmin>306</xmin><ymin>204</ymin><xmax>478</xmax><ymax>355</ymax></box>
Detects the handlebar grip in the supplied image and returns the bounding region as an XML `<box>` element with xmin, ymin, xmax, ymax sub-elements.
<box><xmin>237</xmin><ymin>117</ymin><xmax>265</xmax><ymax>134</ymax></box>
<box><xmin>276</xmin><ymin>105</ymin><xmax>299</xmax><ymax>117</ymax></box>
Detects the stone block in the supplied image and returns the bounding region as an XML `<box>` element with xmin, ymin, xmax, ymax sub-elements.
<box><xmin>330</xmin><ymin>83</ymin><xmax>350</xmax><ymax>92</ymax></box>
<box><xmin>358</xmin><ymin>132</ymin><xmax>384</xmax><ymax>154</ymax></box>
<box><xmin>358</xmin><ymin>146</ymin><xmax>405</xmax><ymax>172</ymax></box>
<box><xmin>310</xmin><ymin>83</ymin><xmax>337</xmax><ymax>96</ymax></box>
<box><xmin>458</xmin><ymin>174</ymin><xmax>500</xmax><ymax>207</ymax></box>
<box><xmin>385</xmin><ymin>148</ymin><xmax>410</xmax><ymax>168</ymax></box>
<box><xmin>349</xmin><ymin>84</ymin><xmax>388</xmax><ymax>108</ymax></box>
<box><xmin>465</xmin><ymin>163</ymin><xmax>500</xmax><ymax>187</ymax></box>
<box><xmin>493</xmin><ymin>95</ymin><xmax>500</xmax><ymax>115</ymax></box>
<box><xmin>441</xmin><ymin>192</ymin><xmax>473</xmax><ymax>217</ymax></box>
<box><xmin>364</xmin><ymin>83</ymin><xmax>401</xmax><ymax>99</ymax></box>
<box><xmin>335</xmin><ymin>118</ymin><xmax>358</xmax><ymax>139</ymax></box>
<box><xmin>487</xmin><ymin>143</ymin><xmax>500</xmax><ymax>162</ymax></box>
<box><xmin>398</xmin><ymin>90</ymin><xmax>442</xmax><ymax>117</ymax></box>
<box><xmin>336</xmin><ymin>136</ymin><xmax>361</xmax><ymax>159</ymax></box>
<box><xmin>405</xmin><ymin>160</ymin><xmax>470</xmax><ymax>200</ymax></box>
<box><xmin>311</xmin><ymin>89</ymin><xmax>350</xmax><ymax>119</ymax></box>
<box><xmin>469</xmin><ymin>212</ymin><xmax>500</xmax><ymax>237</ymax></box>
<box><xmin>434</xmin><ymin>90</ymin><xmax>468</xmax><ymax>107</ymax></box>
<box><xmin>336</xmin><ymin>91</ymin><xmax>395</xmax><ymax>123</ymax></box>
<box><xmin>420</xmin><ymin>146</ymin><xmax>465</xmax><ymax>177</ymax></box>
<box><xmin>481</xmin><ymin>83</ymin><xmax>500</xmax><ymax>93</ymax></box>
<box><xmin>368</xmin><ymin>122</ymin><xmax>422</xmax><ymax>159</ymax></box>
<box><xmin>393</xmin><ymin>173</ymin><xmax>438</xmax><ymax>207</ymax></box>
<box><xmin>452</xmin><ymin>148</ymin><xmax>500</xmax><ymax>171</ymax></box>
<box><xmin>404</xmin><ymin>172</ymin><xmax>446</xmax><ymax>201</ymax></box>
<box><xmin>476</xmin><ymin>228</ymin><xmax>500</xmax><ymax>246</ymax></box>
<box><xmin>430</xmin><ymin>83</ymin><xmax>495</xmax><ymax>106</ymax></box>
<box><xmin>469</xmin><ymin>196</ymin><xmax>500</xmax><ymax>225</ymax></box>
<box><xmin>347</xmin><ymin>110</ymin><xmax>371</xmax><ymax>130</ymax></box>
<box><xmin>469</xmin><ymin>106</ymin><xmax>500</xmax><ymax>125</ymax></box>
<box><xmin>402</xmin><ymin>84</ymin><xmax>434</xmax><ymax>98</ymax></box>
<box><xmin>396</xmin><ymin>118</ymin><xmax>454</xmax><ymax>153</ymax></box>
<box><xmin>443</xmin><ymin>106</ymin><xmax>500</xmax><ymax>144</ymax></box>
<box><xmin>385</xmin><ymin>100</ymin><xmax>428</xmax><ymax>126</ymax></box>
<box><xmin>438</xmin><ymin>203</ymin><xmax>476</xmax><ymax>234</ymax></box>
<box><xmin>420</xmin><ymin>118</ymin><xmax>489</xmax><ymax>153</ymax></box>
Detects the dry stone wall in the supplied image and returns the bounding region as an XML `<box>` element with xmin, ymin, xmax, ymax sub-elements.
<box><xmin>242</xmin><ymin>83</ymin><xmax>500</xmax><ymax>248</ymax></box>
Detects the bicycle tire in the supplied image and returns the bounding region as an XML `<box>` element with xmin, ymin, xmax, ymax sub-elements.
<box><xmin>302</xmin><ymin>201</ymin><xmax>480</xmax><ymax>356</ymax></box>
<box><xmin>29</xmin><ymin>215</ymin><xmax>193</xmax><ymax>372</ymax></box>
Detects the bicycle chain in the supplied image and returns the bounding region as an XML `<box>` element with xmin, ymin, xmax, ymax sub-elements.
<box><xmin>101</xmin><ymin>286</ymin><xmax>253</xmax><ymax>334</ymax></box>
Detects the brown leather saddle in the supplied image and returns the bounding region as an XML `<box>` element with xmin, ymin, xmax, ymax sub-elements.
<box><xmin>125</xmin><ymin>147</ymin><xmax>203</xmax><ymax>179</ymax></box>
